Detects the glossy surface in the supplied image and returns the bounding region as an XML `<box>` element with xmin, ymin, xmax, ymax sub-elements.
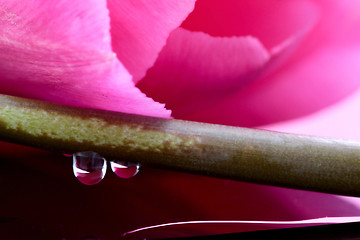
<box><xmin>4</xmin><ymin>142</ymin><xmax>360</xmax><ymax>239</ymax></box>
<box><xmin>73</xmin><ymin>152</ymin><xmax>107</xmax><ymax>185</ymax></box>
<box><xmin>110</xmin><ymin>161</ymin><xmax>140</xmax><ymax>179</ymax></box>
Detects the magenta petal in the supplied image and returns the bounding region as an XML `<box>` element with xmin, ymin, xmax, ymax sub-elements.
<box><xmin>107</xmin><ymin>0</ymin><xmax>196</xmax><ymax>83</ymax></box>
<box><xmin>184</xmin><ymin>44</ymin><xmax>360</xmax><ymax>127</ymax></box>
<box><xmin>182</xmin><ymin>0</ymin><xmax>319</xmax><ymax>50</ymax></box>
<box><xmin>138</xmin><ymin>28</ymin><xmax>270</xmax><ymax>117</ymax></box>
<box><xmin>144</xmin><ymin>0</ymin><xmax>360</xmax><ymax>125</ymax></box>
<box><xmin>0</xmin><ymin>0</ymin><xmax>170</xmax><ymax>117</ymax></box>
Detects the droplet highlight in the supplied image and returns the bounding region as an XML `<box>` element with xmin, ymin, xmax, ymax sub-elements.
<box><xmin>73</xmin><ymin>152</ymin><xmax>107</xmax><ymax>185</ymax></box>
<box><xmin>110</xmin><ymin>161</ymin><xmax>140</xmax><ymax>179</ymax></box>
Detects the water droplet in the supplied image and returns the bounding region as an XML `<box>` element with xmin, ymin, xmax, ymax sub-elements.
<box><xmin>73</xmin><ymin>152</ymin><xmax>107</xmax><ymax>185</ymax></box>
<box><xmin>110</xmin><ymin>161</ymin><xmax>140</xmax><ymax>179</ymax></box>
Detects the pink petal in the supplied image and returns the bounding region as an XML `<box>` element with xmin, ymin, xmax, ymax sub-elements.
<box><xmin>0</xmin><ymin>0</ymin><xmax>170</xmax><ymax>117</ymax></box>
<box><xmin>107</xmin><ymin>0</ymin><xmax>196</xmax><ymax>83</ymax></box>
<box><xmin>262</xmin><ymin>89</ymin><xmax>360</xmax><ymax>141</ymax></box>
<box><xmin>185</xmin><ymin>45</ymin><xmax>360</xmax><ymax>126</ymax></box>
<box><xmin>141</xmin><ymin>0</ymin><xmax>360</xmax><ymax>125</ymax></box>
<box><xmin>137</xmin><ymin>28</ymin><xmax>271</xmax><ymax>116</ymax></box>
<box><xmin>138</xmin><ymin>0</ymin><xmax>317</xmax><ymax>119</ymax></box>
<box><xmin>181</xmin><ymin>0</ymin><xmax>319</xmax><ymax>50</ymax></box>
<box><xmin>3</xmin><ymin>1</ymin><xmax>360</xmax><ymax>238</ymax></box>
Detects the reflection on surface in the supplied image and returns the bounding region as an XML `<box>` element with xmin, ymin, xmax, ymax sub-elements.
<box><xmin>73</xmin><ymin>152</ymin><xmax>107</xmax><ymax>185</ymax></box>
<box><xmin>110</xmin><ymin>161</ymin><xmax>140</xmax><ymax>179</ymax></box>
<box><xmin>2</xmin><ymin>141</ymin><xmax>360</xmax><ymax>239</ymax></box>
<box><xmin>122</xmin><ymin>217</ymin><xmax>360</xmax><ymax>239</ymax></box>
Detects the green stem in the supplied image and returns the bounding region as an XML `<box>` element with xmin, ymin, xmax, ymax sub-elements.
<box><xmin>1</xmin><ymin>93</ymin><xmax>360</xmax><ymax>196</ymax></box>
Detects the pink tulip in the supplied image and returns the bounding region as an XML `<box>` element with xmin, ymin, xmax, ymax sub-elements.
<box><xmin>1</xmin><ymin>0</ymin><xmax>360</xmax><ymax>239</ymax></box>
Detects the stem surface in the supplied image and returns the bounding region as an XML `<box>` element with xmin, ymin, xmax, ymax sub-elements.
<box><xmin>1</xmin><ymin>94</ymin><xmax>360</xmax><ymax>196</ymax></box>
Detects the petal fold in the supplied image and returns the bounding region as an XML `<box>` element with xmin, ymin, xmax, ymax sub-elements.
<box><xmin>107</xmin><ymin>0</ymin><xmax>196</xmax><ymax>83</ymax></box>
<box><xmin>140</xmin><ymin>0</ymin><xmax>360</xmax><ymax>125</ymax></box>
<box><xmin>138</xmin><ymin>28</ymin><xmax>270</xmax><ymax>117</ymax></box>
<box><xmin>185</xmin><ymin>46</ymin><xmax>360</xmax><ymax>127</ymax></box>
<box><xmin>182</xmin><ymin>0</ymin><xmax>319</xmax><ymax>50</ymax></box>
<box><xmin>0</xmin><ymin>0</ymin><xmax>170</xmax><ymax>117</ymax></box>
